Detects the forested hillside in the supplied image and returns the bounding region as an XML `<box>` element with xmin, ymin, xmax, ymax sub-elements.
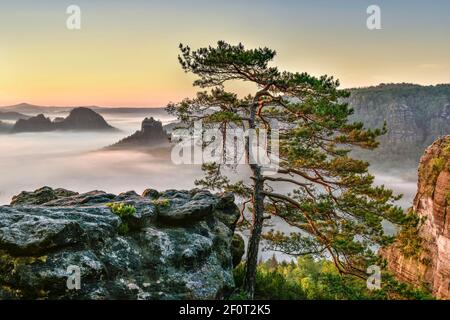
<box><xmin>348</xmin><ymin>84</ymin><xmax>450</xmax><ymax>167</ymax></box>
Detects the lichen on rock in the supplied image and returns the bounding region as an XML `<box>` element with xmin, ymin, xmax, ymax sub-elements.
<box><xmin>0</xmin><ymin>187</ymin><xmax>240</xmax><ymax>300</ymax></box>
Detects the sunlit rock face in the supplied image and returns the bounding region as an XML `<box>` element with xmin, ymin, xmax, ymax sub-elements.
<box><xmin>382</xmin><ymin>136</ymin><xmax>450</xmax><ymax>299</ymax></box>
<box><xmin>0</xmin><ymin>187</ymin><xmax>240</xmax><ymax>300</ymax></box>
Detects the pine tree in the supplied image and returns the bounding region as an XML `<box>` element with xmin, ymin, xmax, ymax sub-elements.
<box><xmin>167</xmin><ymin>41</ymin><xmax>407</xmax><ymax>298</ymax></box>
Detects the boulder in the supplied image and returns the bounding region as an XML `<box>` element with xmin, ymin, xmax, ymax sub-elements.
<box><xmin>0</xmin><ymin>187</ymin><xmax>240</xmax><ymax>300</ymax></box>
<box><xmin>10</xmin><ymin>187</ymin><xmax>78</xmax><ymax>206</ymax></box>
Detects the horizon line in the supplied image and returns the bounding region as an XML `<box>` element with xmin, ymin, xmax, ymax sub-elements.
<box><xmin>2</xmin><ymin>82</ymin><xmax>449</xmax><ymax>109</ymax></box>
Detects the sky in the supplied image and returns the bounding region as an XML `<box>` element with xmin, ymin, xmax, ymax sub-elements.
<box><xmin>0</xmin><ymin>0</ymin><xmax>449</xmax><ymax>107</ymax></box>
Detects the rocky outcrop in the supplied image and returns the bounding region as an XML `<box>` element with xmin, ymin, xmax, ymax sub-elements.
<box><xmin>382</xmin><ymin>136</ymin><xmax>450</xmax><ymax>299</ymax></box>
<box><xmin>12</xmin><ymin>114</ymin><xmax>54</xmax><ymax>132</ymax></box>
<box><xmin>11</xmin><ymin>186</ymin><xmax>79</xmax><ymax>206</ymax></box>
<box><xmin>108</xmin><ymin>117</ymin><xmax>169</xmax><ymax>149</ymax></box>
<box><xmin>11</xmin><ymin>108</ymin><xmax>116</xmax><ymax>133</ymax></box>
<box><xmin>56</xmin><ymin>107</ymin><xmax>116</xmax><ymax>131</ymax></box>
<box><xmin>0</xmin><ymin>187</ymin><xmax>240</xmax><ymax>299</ymax></box>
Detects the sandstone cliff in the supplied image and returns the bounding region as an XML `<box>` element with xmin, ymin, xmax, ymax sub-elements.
<box><xmin>349</xmin><ymin>84</ymin><xmax>450</xmax><ymax>166</ymax></box>
<box><xmin>382</xmin><ymin>136</ymin><xmax>450</xmax><ymax>299</ymax></box>
<box><xmin>0</xmin><ymin>187</ymin><xmax>242</xmax><ymax>299</ymax></box>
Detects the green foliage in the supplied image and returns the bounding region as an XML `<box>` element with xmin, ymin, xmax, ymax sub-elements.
<box><xmin>420</xmin><ymin>156</ymin><xmax>446</xmax><ymax>195</ymax></box>
<box><xmin>443</xmin><ymin>142</ymin><xmax>450</xmax><ymax>158</ymax></box>
<box><xmin>107</xmin><ymin>202</ymin><xmax>137</xmax><ymax>218</ymax></box>
<box><xmin>151</xmin><ymin>198</ymin><xmax>170</xmax><ymax>207</ymax></box>
<box><xmin>232</xmin><ymin>262</ymin><xmax>307</xmax><ymax>300</ymax></box>
<box><xmin>167</xmin><ymin>41</ymin><xmax>409</xmax><ymax>292</ymax></box>
<box><xmin>232</xmin><ymin>257</ymin><xmax>433</xmax><ymax>300</ymax></box>
<box><xmin>430</xmin><ymin>157</ymin><xmax>446</xmax><ymax>174</ymax></box>
<box><xmin>107</xmin><ymin>203</ymin><xmax>136</xmax><ymax>235</ymax></box>
<box><xmin>395</xmin><ymin>211</ymin><xmax>426</xmax><ymax>259</ymax></box>
<box><xmin>194</xmin><ymin>162</ymin><xmax>250</xmax><ymax>196</ymax></box>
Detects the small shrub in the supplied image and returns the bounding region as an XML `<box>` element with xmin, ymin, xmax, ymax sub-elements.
<box><xmin>430</xmin><ymin>157</ymin><xmax>445</xmax><ymax>173</ymax></box>
<box><xmin>442</xmin><ymin>142</ymin><xmax>450</xmax><ymax>157</ymax></box>
<box><xmin>106</xmin><ymin>203</ymin><xmax>136</xmax><ymax>235</ymax></box>
<box><xmin>151</xmin><ymin>198</ymin><xmax>170</xmax><ymax>207</ymax></box>
<box><xmin>396</xmin><ymin>212</ymin><xmax>425</xmax><ymax>259</ymax></box>
<box><xmin>421</xmin><ymin>156</ymin><xmax>446</xmax><ymax>195</ymax></box>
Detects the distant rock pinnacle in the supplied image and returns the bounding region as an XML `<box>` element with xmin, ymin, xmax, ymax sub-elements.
<box><xmin>108</xmin><ymin>117</ymin><xmax>169</xmax><ymax>149</ymax></box>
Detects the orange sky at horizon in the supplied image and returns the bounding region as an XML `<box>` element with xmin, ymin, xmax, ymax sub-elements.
<box><xmin>1</xmin><ymin>1</ymin><xmax>449</xmax><ymax>108</ymax></box>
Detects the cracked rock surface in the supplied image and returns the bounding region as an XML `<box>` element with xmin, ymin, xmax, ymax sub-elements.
<box><xmin>0</xmin><ymin>187</ymin><xmax>241</xmax><ymax>300</ymax></box>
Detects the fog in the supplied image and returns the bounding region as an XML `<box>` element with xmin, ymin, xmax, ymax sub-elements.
<box><xmin>0</xmin><ymin>112</ymin><xmax>420</xmax><ymax>261</ymax></box>
<box><xmin>373</xmin><ymin>171</ymin><xmax>418</xmax><ymax>209</ymax></box>
<box><xmin>0</xmin><ymin>113</ymin><xmax>203</xmax><ymax>204</ymax></box>
<box><xmin>0</xmin><ymin>111</ymin><xmax>419</xmax><ymax>207</ymax></box>
<box><xmin>0</xmin><ymin>110</ymin><xmax>419</xmax><ymax>206</ymax></box>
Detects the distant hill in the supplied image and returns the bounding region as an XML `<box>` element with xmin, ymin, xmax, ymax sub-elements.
<box><xmin>11</xmin><ymin>107</ymin><xmax>117</xmax><ymax>133</ymax></box>
<box><xmin>0</xmin><ymin>120</ymin><xmax>13</xmax><ymax>133</ymax></box>
<box><xmin>0</xmin><ymin>103</ymin><xmax>55</xmax><ymax>114</ymax></box>
<box><xmin>0</xmin><ymin>111</ymin><xmax>30</xmax><ymax>121</ymax></box>
<box><xmin>347</xmin><ymin>83</ymin><xmax>450</xmax><ymax>167</ymax></box>
<box><xmin>0</xmin><ymin>103</ymin><xmax>165</xmax><ymax>116</ymax></box>
<box><xmin>0</xmin><ymin>103</ymin><xmax>106</xmax><ymax>115</ymax></box>
<box><xmin>92</xmin><ymin>107</ymin><xmax>166</xmax><ymax>114</ymax></box>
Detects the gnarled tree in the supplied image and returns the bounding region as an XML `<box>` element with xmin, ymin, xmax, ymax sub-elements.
<box><xmin>167</xmin><ymin>41</ymin><xmax>407</xmax><ymax>298</ymax></box>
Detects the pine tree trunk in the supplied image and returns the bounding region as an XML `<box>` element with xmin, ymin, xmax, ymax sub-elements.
<box><xmin>243</xmin><ymin>101</ymin><xmax>266</xmax><ymax>298</ymax></box>
<box><xmin>243</xmin><ymin>165</ymin><xmax>265</xmax><ymax>298</ymax></box>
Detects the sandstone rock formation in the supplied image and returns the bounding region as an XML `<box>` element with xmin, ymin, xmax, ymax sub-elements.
<box><xmin>0</xmin><ymin>187</ymin><xmax>241</xmax><ymax>299</ymax></box>
<box><xmin>11</xmin><ymin>107</ymin><xmax>116</xmax><ymax>133</ymax></box>
<box><xmin>108</xmin><ymin>117</ymin><xmax>169</xmax><ymax>149</ymax></box>
<box><xmin>57</xmin><ymin>107</ymin><xmax>115</xmax><ymax>131</ymax></box>
<box><xmin>382</xmin><ymin>136</ymin><xmax>450</xmax><ymax>299</ymax></box>
<box><xmin>12</xmin><ymin>114</ymin><xmax>54</xmax><ymax>132</ymax></box>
